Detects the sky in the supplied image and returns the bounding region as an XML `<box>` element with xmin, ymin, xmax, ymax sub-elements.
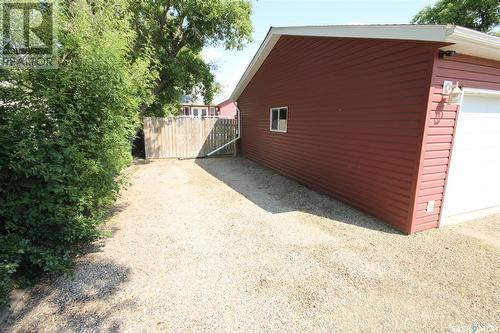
<box><xmin>203</xmin><ymin>0</ymin><xmax>436</xmax><ymax>104</ymax></box>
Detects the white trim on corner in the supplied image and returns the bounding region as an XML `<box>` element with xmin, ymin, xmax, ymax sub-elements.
<box><xmin>438</xmin><ymin>85</ymin><xmax>466</xmax><ymax>227</ymax></box>
<box><xmin>269</xmin><ymin>106</ymin><xmax>288</xmax><ymax>133</ymax></box>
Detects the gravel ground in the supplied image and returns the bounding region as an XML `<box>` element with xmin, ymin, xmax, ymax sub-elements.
<box><xmin>1</xmin><ymin>157</ymin><xmax>499</xmax><ymax>332</ymax></box>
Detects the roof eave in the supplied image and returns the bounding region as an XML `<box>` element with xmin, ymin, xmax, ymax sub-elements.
<box><xmin>230</xmin><ymin>27</ymin><xmax>279</xmax><ymax>102</ymax></box>
<box><xmin>230</xmin><ymin>25</ymin><xmax>500</xmax><ymax>101</ymax></box>
<box><xmin>443</xmin><ymin>26</ymin><xmax>500</xmax><ymax>61</ymax></box>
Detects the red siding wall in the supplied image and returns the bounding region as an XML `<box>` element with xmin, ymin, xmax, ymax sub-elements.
<box><xmin>411</xmin><ymin>54</ymin><xmax>500</xmax><ymax>232</ymax></box>
<box><xmin>237</xmin><ymin>36</ymin><xmax>439</xmax><ymax>233</ymax></box>
<box><xmin>217</xmin><ymin>100</ymin><xmax>237</xmax><ymax>119</ymax></box>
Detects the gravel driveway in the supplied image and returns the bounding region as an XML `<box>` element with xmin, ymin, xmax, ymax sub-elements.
<box><xmin>2</xmin><ymin>157</ymin><xmax>499</xmax><ymax>332</ymax></box>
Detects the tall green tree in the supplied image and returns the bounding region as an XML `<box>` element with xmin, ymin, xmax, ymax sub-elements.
<box><xmin>130</xmin><ymin>0</ymin><xmax>253</xmax><ymax>116</ymax></box>
<box><xmin>411</xmin><ymin>0</ymin><xmax>500</xmax><ymax>32</ymax></box>
<box><xmin>0</xmin><ymin>0</ymin><xmax>155</xmax><ymax>305</ymax></box>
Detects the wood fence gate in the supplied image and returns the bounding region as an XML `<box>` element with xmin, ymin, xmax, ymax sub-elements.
<box><xmin>143</xmin><ymin>117</ymin><xmax>237</xmax><ymax>159</ymax></box>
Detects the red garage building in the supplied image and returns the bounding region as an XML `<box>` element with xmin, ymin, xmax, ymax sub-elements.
<box><xmin>217</xmin><ymin>99</ymin><xmax>237</xmax><ymax>119</ymax></box>
<box><xmin>230</xmin><ymin>25</ymin><xmax>500</xmax><ymax>234</ymax></box>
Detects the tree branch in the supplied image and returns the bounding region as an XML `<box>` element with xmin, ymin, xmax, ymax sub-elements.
<box><xmin>169</xmin><ymin>15</ymin><xmax>186</xmax><ymax>58</ymax></box>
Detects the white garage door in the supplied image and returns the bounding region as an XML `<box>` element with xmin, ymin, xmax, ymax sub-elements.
<box><xmin>441</xmin><ymin>89</ymin><xmax>500</xmax><ymax>225</ymax></box>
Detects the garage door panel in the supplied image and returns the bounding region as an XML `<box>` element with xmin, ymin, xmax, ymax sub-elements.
<box><xmin>445</xmin><ymin>187</ymin><xmax>499</xmax><ymax>212</ymax></box>
<box><xmin>460</xmin><ymin>95</ymin><xmax>500</xmax><ymax>112</ymax></box>
<box><xmin>441</xmin><ymin>91</ymin><xmax>500</xmax><ymax>221</ymax></box>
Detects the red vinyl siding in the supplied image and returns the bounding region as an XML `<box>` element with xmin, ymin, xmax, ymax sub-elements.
<box><xmin>217</xmin><ymin>100</ymin><xmax>237</xmax><ymax>119</ymax></box>
<box><xmin>237</xmin><ymin>36</ymin><xmax>439</xmax><ymax>233</ymax></box>
<box><xmin>412</xmin><ymin>54</ymin><xmax>500</xmax><ymax>232</ymax></box>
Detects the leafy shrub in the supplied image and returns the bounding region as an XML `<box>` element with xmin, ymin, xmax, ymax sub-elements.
<box><xmin>0</xmin><ymin>0</ymin><xmax>155</xmax><ymax>305</ymax></box>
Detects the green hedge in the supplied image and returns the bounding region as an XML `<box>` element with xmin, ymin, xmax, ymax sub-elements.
<box><xmin>0</xmin><ymin>0</ymin><xmax>155</xmax><ymax>305</ymax></box>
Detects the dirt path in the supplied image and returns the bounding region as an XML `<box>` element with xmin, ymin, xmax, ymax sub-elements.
<box><xmin>2</xmin><ymin>158</ymin><xmax>499</xmax><ymax>332</ymax></box>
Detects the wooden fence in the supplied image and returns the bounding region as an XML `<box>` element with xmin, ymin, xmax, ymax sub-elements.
<box><xmin>144</xmin><ymin>117</ymin><xmax>237</xmax><ymax>159</ymax></box>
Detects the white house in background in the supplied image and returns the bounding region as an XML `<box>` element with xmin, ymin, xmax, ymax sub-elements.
<box><xmin>180</xmin><ymin>103</ymin><xmax>220</xmax><ymax>118</ymax></box>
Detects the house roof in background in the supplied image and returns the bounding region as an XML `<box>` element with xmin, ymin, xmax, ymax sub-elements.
<box><xmin>181</xmin><ymin>103</ymin><xmax>218</xmax><ymax>107</ymax></box>
<box><xmin>216</xmin><ymin>99</ymin><xmax>235</xmax><ymax>106</ymax></box>
<box><xmin>230</xmin><ymin>24</ymin><xmax>500</xmax><ymax>101</ymax></box>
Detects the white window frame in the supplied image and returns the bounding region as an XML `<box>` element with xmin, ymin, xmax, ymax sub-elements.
<box><xmin>192</xmin><ymin>108</ymin><xmax>200</xmax><ymax>118</ymax></box>
<box><xmin>200</xmin><ymin>107</ymin><xmax>208</xmax><ymax>118</ymax></box>
<box><xmin>269</xmin><ymin>106</ymin><xmax>288</xmax><ymax>133</ymax></box>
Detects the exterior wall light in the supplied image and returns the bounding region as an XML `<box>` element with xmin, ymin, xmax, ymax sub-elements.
<box><xmin>443</xmin><ymin>80</ymin><xmax>463</xmax><ymax>105</ymax></box>
<box><xmin>448</xmin><ymin>82</ymin><xmax>463</xmax><ymax>105</ymax></box>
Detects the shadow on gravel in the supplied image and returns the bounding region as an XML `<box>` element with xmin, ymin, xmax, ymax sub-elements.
<box><xmin>1</xmin><ymin>259</ymin><xmax>134</xmax><ymax>333</ymax></box>
<box><xmin>195</xmin><ymin>157</ymin><xmax>402</xmax><ymax>235</ymax></box>
<box><xmin>0</xmin><ymin>199</ymin><xmax>132</xmax><ymax>332</ymax></box>
<box><xmin>98</xmin><ymin>201</ymin><xmax>130</xmax><ymax>237</ymax></box>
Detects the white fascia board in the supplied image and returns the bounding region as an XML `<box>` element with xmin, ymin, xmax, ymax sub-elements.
<box><xmin>230</xmin><ymin>25</ymin><xmax>448</xmax><ymax>101</ymax></box>
<box><xmin>273</xmin><ymin>24</ymin><xmax>450</xmax><ymax>42</ymax></box>
<box><xmin>230</xmin><ymin>24</ymin><xmax>500</xmax><ymax>101</ymax></box>
<box><xmin>230</xmin><ymin>29</ymin><xmax>280</xmax><ymax>101</ymax></box>
<box><xmin>443</xmin><ymin>26</ymin><xmax>500</xmax><ymax>61</ymax></box>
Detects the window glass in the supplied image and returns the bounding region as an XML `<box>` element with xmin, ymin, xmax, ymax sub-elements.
<box><xmin>271</xmin><ymin>109</ymin><xmax>279</xmax><ymax>130</ymax></box>
<box><xmin>270</xmin><ymin>107</ymin><xmax>287</xmax><ymax>132</ymax></box>
<box><xmin>279</xmin><ymin>108</ymin><xmax>287</xmax><ymax>131</ymax></box>
<box><xmin>279</xmin><ymin>108</ymin><xmax>287</xmax><ymax>120</ymax></box>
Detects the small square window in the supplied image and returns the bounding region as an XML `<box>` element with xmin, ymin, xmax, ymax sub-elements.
<box><xmin>270</xmin><ymin>106</ymin><xmax>288</xmax><ymax>132</ymax></box>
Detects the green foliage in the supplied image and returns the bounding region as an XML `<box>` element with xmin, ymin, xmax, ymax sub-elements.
<box><xmin>0</xmin><ymin>0</ymin><xmax>155</xmax><ymax>305</ymax></box>
<box><xmin>130</xmin><ymin>0</ymin><xmax>253</xmax><ymax>116</ymax></box>
<box><xmin>411</xmin><ymin>0</ymin><xmax>500</xmax><ymax>32</ymax></box>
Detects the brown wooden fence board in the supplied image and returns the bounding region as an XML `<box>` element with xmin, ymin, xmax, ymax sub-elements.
<box><xmin>144</xmin><ymin>117</ymin><xmax>237</xmax><ymax>159</ymax></box>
